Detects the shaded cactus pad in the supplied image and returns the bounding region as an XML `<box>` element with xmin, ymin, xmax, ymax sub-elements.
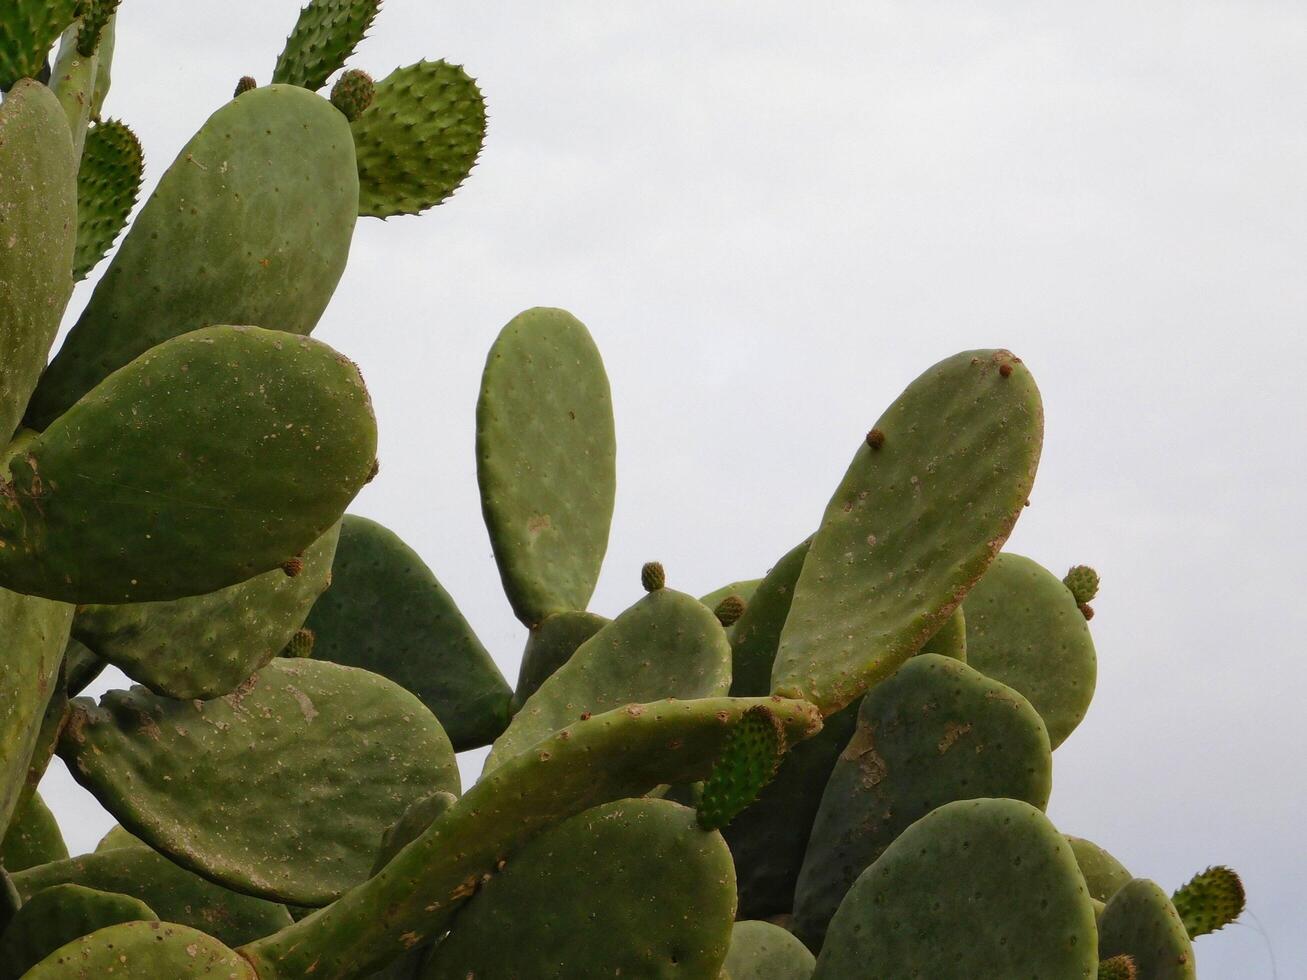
<box><xmin>1098</xmin><ymin>878</ymin><xmax>1197</xmax><ymax>980</ymax></box>
<box><xmin>724</xmin><ymin>921</ymin><xmax>816</xmax><ymax>980</ymax></box>
<box><xmin>0</xmin><ymin>882</ymin><xmax>157</xmax><ymax>980</ymax></box>
<box><xmin>22</xmin><ymin>920</ymin><xmax>253</xmax><ymax>979</ymax></box>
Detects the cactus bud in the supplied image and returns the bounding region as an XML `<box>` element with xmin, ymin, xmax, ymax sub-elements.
<box><xmin>234</xmin><ymin>76</ymin><xmax>257</xmax><ymax>97</ymax></box>
<box><xmin>77</xmin><ymin>0</ymin><xmax>122</xmax><ymax>57</ymax></box>
<box><xmin>713</xmin><ymin>594</ymin><xmax>747</xmax><ymax>628</ymax></box>
<box><xmin>330</xmin><ymin>68</ymin><xmax>375</xmax><ymax>122</ymax></box>
<box><xmin>281</xmin><ymin>557</ymin><xmax>305</xmax><ymax>578</ymax></box>
<box><xmin>697</xmin><ymin>705</ymin><xmax>785</xmax><ymax>830</ymax></box>
<box><xmin>282</xmin><ymin>628</ymin><xmax>316</xmax><ymax>659</ymax></box>
<box><xmin>1097</xmin><ymin>955</ymin><xmax>1138</xmax><ymax>980</ymax></box>
<box><xmin>1078</xmin><ymin>602</ymin><xmax>1094</xmax><ymax>620</ymax></box>
<box><xmin>641</xmin><ymin>561</ymin><xmax>665</xmax><ymax>592</ymax></box>
<box><xmin>1063</xmin><ymin>564</ymin><xmax>1100</xmax><ymax>604</ymax></box>
<box><xmin>1171</xmin><ymin>866</ymin><xmax>1245</xmax><ymax>938</ymax></box>
<box><xmin>865</xmin><ymin>428</ymin><xmax>885</xmax><ymax>450</ymax></box>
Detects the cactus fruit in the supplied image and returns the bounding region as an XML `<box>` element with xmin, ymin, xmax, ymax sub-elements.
<box><xmin>1064</xmin><ymin>563</ymin><xmax>1101</xmax><ymax>603</ymax></box>
<box><xmin>234</xmin><ymin>74</ymin><xmax>257</xmax><ymax>96</ymax></box>
<box><xmin>1171</xmin><ymin>865</ymin><xmax>1246</xmax><ymax>938</ymax></box>
<box><xmin>330</xmin><ymin>67</ymin><xmax>373</xmax><ymax>120</ymax></box>
<box><xmin>0</xmin><ymin>7</ymin><xmax>1243</xmax><ymax>977</ymax></box>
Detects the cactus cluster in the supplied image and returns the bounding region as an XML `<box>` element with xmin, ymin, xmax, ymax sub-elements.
<box><xmin>0</xmin><ymin>2</ymin><xmax>1245</xmax><ymax>978</ymax></box>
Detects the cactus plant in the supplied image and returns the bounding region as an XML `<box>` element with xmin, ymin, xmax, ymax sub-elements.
<box><xmin>0</xmin><ymin>3</ymin><xmax>1243</xmax><ymax>978</ymax></box>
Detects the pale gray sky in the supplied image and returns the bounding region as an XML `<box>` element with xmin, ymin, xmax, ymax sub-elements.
<box><xmin>40</xmin><ymin>2</ymin><xmax>1304</xmax><ymax>975</ymax></box>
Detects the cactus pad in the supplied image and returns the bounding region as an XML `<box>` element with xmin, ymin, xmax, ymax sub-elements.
<box><xmin>0</xmin><ymin>1</ymin><xmax>78</xmax><ymax>90</ymax></box>
<box><xmin>24</xmin><ymin>84</ymin><xmax>359</xmax><ymax>428</ymax></box>
<box><xmin>272</xmin><ymin>0</ymin><xmax>380</xmax><ymax>91</ymax></box>
<box><xmin>1067</xmin><ymin>835</ymin><xmax>1134</xmax><ymax>903</ymax></box>
<box><xmin>22</xmin><ymin>920</ymin><xmax>252</xmax><ymax>979</ymax></box>
<box><xmin>772</xmin><ymin>350</ymin><xmax>1042</xmax><ymax>715</ymax></box>
<box><xmin>724</xmin><ymin>920</ymin><xmax>817</xmax><ymax>980</ymax></box>
<box><xmin>1098</xmin><ymin>878</ymin><xmax>1197</xmax><ymax>980</ymax></box>
<box><xmin>918</xmin><ymin>604</ymin><xmax>967</xmax><ymax>661</ymax></box>
<box><xmin>698</xmin><ymin>705</ymin><xmax>786</xmax><ymax>830</ymax></box>
<box><xmin>0</xmin><ymin>81</ymin><xmax>76</xmax><ymax>440</ymax></box>
<box><xmin>511</xmin><ymin>610</ymin><xmax>609</xmax><ymax>711</ymax></box>
<box><xmin>0</xmin><ymin>325</ymin><xmax>376</xmax><ymax>603</ymax></box>
<box><xmin>477</xmin><ymin>308</ymin><xmax>617</xmax><ymax>626</ymax></box>
<box><xmin>1171</xmin><ymin>866</ymin><xmax>1245</xmax><ymax>938</ymax></box>
<box><xmin>12</xmin><ymin>845</ymin><xmax>292</xmax><ymax>946</ymax></box>
<box><xmin>57</xmin><ymin>658</ymin><xmax>459</xmax><ymax>906</ymax></box>
<box><xmin>0</xmin><ymin>792</ymin><xmax>68</xmax><ymax>872</ymax></box>
<box><xmin>0</xmin><ymin>882</ymin><xmax>156</xmax><ymax>980</ymax></box>
<box><xmin>814</xmin><ymin>798</ymin><xmax>1098</xmax><ymax>979</ymax></box>
<box><xmin>73</xmin><ymin>522</ymin><xmax>340</xmax><ymax>700</ymax></box>
<box><xmin>486</xmin><ymin>587</ymin><xmax>733</xmax><ymax>772</ymax></box>
<box><xmin>304</xmin><ymin>515</ymin><xmax>512</xmax><ymax>750</ymax></box>
<box><xmin>422</xmin><ymin>799</ymin><xmax>737</xmax><ymax>979</ymax></box>
<box><xmin>794</xmin><ymin>655</ymin><xmax>1053</xmax><ymax>949</ymax></box>
<box><xmin>352</xmin><ymin>59</ymin><xmax>486</xmax><ymax>217</ymax></box>
<box><xmin>73</xmin><ymin>118</ymin><xmax>143</xmax><ymax>280</ymax></box>
<box><xmin>964</xmin><ymin>552</ymin><xmax>1098</xmax><ymax>748</ymax></box>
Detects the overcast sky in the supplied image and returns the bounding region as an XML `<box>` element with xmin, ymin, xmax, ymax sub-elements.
<box><xmin>36</xmin><ymin>2</ymin><xmax>1304</xmax><ymax>975</ymax></box>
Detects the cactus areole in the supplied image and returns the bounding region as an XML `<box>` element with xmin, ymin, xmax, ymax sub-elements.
<box><xmin>0</xmin><ymin>3</ymin><xmax>1240</xmax><ymax>978</ymax></box>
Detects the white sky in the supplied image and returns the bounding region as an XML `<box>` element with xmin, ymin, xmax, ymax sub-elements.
<box><xmin>37</xmin><ymin>2</ymin><xmax>1305</xmax><ymax>975</ymax></box>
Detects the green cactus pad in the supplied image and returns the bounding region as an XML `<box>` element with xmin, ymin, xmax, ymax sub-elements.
<box><xmin>73</xmin><ymin>522</ymin><xmax>340</xmax><ymax>700</ymax></box>
<box><xmin>511</xmin><ymin>610</ymin><xmax>609</xmax><ymax>712</ymax></box>
<box><xmin>303</xmin><ymin>515</ymin><xmax>510</xmax><ymax>750</ymax></box>
<box><xmin>794</xmin><ymin>655</ymin><xmax>1053</xmax><ymax>949</ymax></box>
<box><xmin>722</xmin><ymin>702</ymin><xmax>857</xmax><ymax>920</ymax></box>
<box><xmin>63</xmin><ymin>636</ymin><xmax>104</xmax><ymax>695</ymax></box>
<box><xmin>772</xmin><ymin>350</ymin><xmax>1042</xmax><ymax>715</ymax></box>
<box><xmin>698</xmin><ymin>705</ymin><xmax>785</xmax><ymax>830</ymax></box>
<box><xmin>22</xmin><ymin>920</ymin><xmax>252</xmax><ymax>979</ymax></box>
<box><xmin>1099</xmin><ymin>878</ymin><xmax>1197</xmax><ymax>980</ymax></box>
<box><xmin>918</xmin><ymin>605</ymin><xmax>967</xmax><ymax>661</ymax></box>
<box><xmin>0</xmin><ymin>1</ymin><xmax>78</xmax><ymax>90</ymax></box>
<box><xmin>422</xmin><ymin>799</ymin><xmax>736</xmax><ymax>979</ymax></box>
<box><xmin>73</xmin><ymin>118</ymin><xmax>143</xmax><ymax>280</ymax></box>
<box><xmin>94</xmin><ymin>824</ymin><xmax>142</xmax><ymax>852</ymax></box>
<box><xmin>58</xmin><ymin>658</ymin><xmax>458</xmax><ymax>906</ymax></box>
<box><xmin>272</xmin><ymin>0</ymin><xmax>379</xmax><ymax>91</ymax></box>
<box><xmin>1171</xmin><ymin>866</ymin><xmax>1245</xmax><ymax>938</ymax></box>
<box><xmin>963</xmin><ymin>552</ymin><xmax>1098</xmax><ymax>748</ymax></box>
<box><xmin>724</xmin><ymin>921</ymin><xmax>816</xmax><ymax>980</ymax></box>
<box><xmin>477</xmin><ymin>308</ymin><xmax>616</xmax><ymax>626</ymax></box>
<box><xmin>0</xmin><ymin>325</ymin><xmax>376</xmax><ymax>603</ymax></box>
<box><xmin>1</xmin><ymin>792</ymin><xmax>68</xmax><ymax>872</ymax></box>
<box><xmin>24</xmin><ymin>84</ymin><xmax>359</xmax><ymax>428</ymax></box>
<box><xmin>330</xmin><ymin>67</ymin><xmax>373</xmax><ymax>120</ymax></box>
<box><xmin>241</xmin><ymin>696</ymin><xmax>822</xmax><ymax>980</ymax></box>
<box><xmin>88</xmin><ymin>15</ymin><xmax>113</xmax><ymax>116</ymax></box>
<box><xmin>0</xmin><ymin>589</ymin><xmax>72</xmax><ymax>835</ymax></box>
<box><xmin>730</xmin><ymin>539</ymin><xmax>810</xmax><ymax>699</ymax></box>
<box><xmin>1067</xmin><ymin>835</ymin><xmax>1134</xmax><ymax>903</ymax></box>
<box><xmin>352</xmin><ymin>59</ymin><xmax>486</xmax><ymax>217</ymax></box>
<box><xmin>12</xmin><ymin>845</ymin><xmax>291</xmax><ymax>946</ymax></box>
<box><xmin>372</xmin><ymin>790</ymin><xmax>458</xmax><ymax>874</ymax></box>
<box><xmin>12</xmin><ymin>664</ymin><xmax>70</xmax><ymax>816</ymax></box>
<box><xmin>0</xmin><ymin>81</ymin><xmax>76</xmax><ymax>440</ymax></box>
<box><xmin>0</xmin><ymin>882</ymin><xmax>156</xmax><ymax>980</ymax></box>
<box><xmin>50</xmin><ymin>21</ymin><xmax>98</xmax><ymax>159</ymax></box>
<box><xmin>485</xmin><ymin>587</ymin><xmax>733</xmax><ymax>772</ymax></box>
<box><xmin>814</xmin><ymin>798</ymin><xmax>1098</xmax><ymax>979</ymax></box>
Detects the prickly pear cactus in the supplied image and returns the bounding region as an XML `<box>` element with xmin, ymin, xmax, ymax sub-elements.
<box><xmin>0</xmin><ymin>4</ymin><xmax>1243</xmax><ymax>979</ymax></box>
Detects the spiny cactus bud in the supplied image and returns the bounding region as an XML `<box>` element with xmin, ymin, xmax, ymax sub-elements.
<box><xmin>1171</xmin><ymin>866</ymin><xmax>1245</xmax><ymax>939</ymax></box>
<box><xmin>641</xmin><ymin>561</ymin><xmax>665</xmax><ymax>592</ymax></box>
<box><xmin>697</xmin><ymin>705</ymin><xmax>785</xmax><ymax>831</ymax></box>
<box><xmin>713</xmin><ymin>594</ymin><xmax>747</xmax><ymax>628</ymax></box>
<box><xmin>1063</xmin><ymin>564</ymin><xmax>1100</xmax><ymax>604</ymax></box>
<box><xmin>865</xmin><ymin>428</ymin><xmax>885</xmax><ymax>450</ymax></box>
<box><xmin>77</xmin><ymin>0</ymin><xmax>122</xmax><ymax>57</ymax></box>
<box><xmin>234</xmin><ymin>76</ymin><xmax>257</xmax><ymax>97</ymax></box>
<box><xmin>330</xmin><ymin>68</ymin><xmax>375</xmax><ymax>122</ymax></box>
<box><xmin>281</xmin><ymin>556</ymin><xmax>305</xmax><ymax>578</ymax></box>
<box><xmin>1097</xmin><ymin>955</ymin><xmax>1138</xmax><ymax>980</ymax></box>
<box><xmin>1079</xmin><ymin>602</ymin><xmax>1094</xmax><ymax>620</ymax></box>
<box><xmin>281</xmin><ymin>628</ymin><xmax>315</xmax><ymax>659</ymax></box>
<box><xmin>365</xmin><ymin>458</ymin><xmax>380</xmax><ymax>484</ymax></box>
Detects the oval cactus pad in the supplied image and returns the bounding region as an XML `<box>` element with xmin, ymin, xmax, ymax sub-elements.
<box><xmin>772</xmin><ymin>350</ymin><xmax>1043</xmax><ymax>715</ymax></box>
<box><xmin>22</xmin><ymin>921</ymin><xmax>253</xmax><ymax>980</ymax></box>
<box><xmin>57</xmin><ymin>658</ymin><xmax>458</xmax><ymax>906</ymax></box>
<box><xmin>477</xmin><ymin>308</ymin><xmax>616</xmax><ymax>627</ymax></box>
